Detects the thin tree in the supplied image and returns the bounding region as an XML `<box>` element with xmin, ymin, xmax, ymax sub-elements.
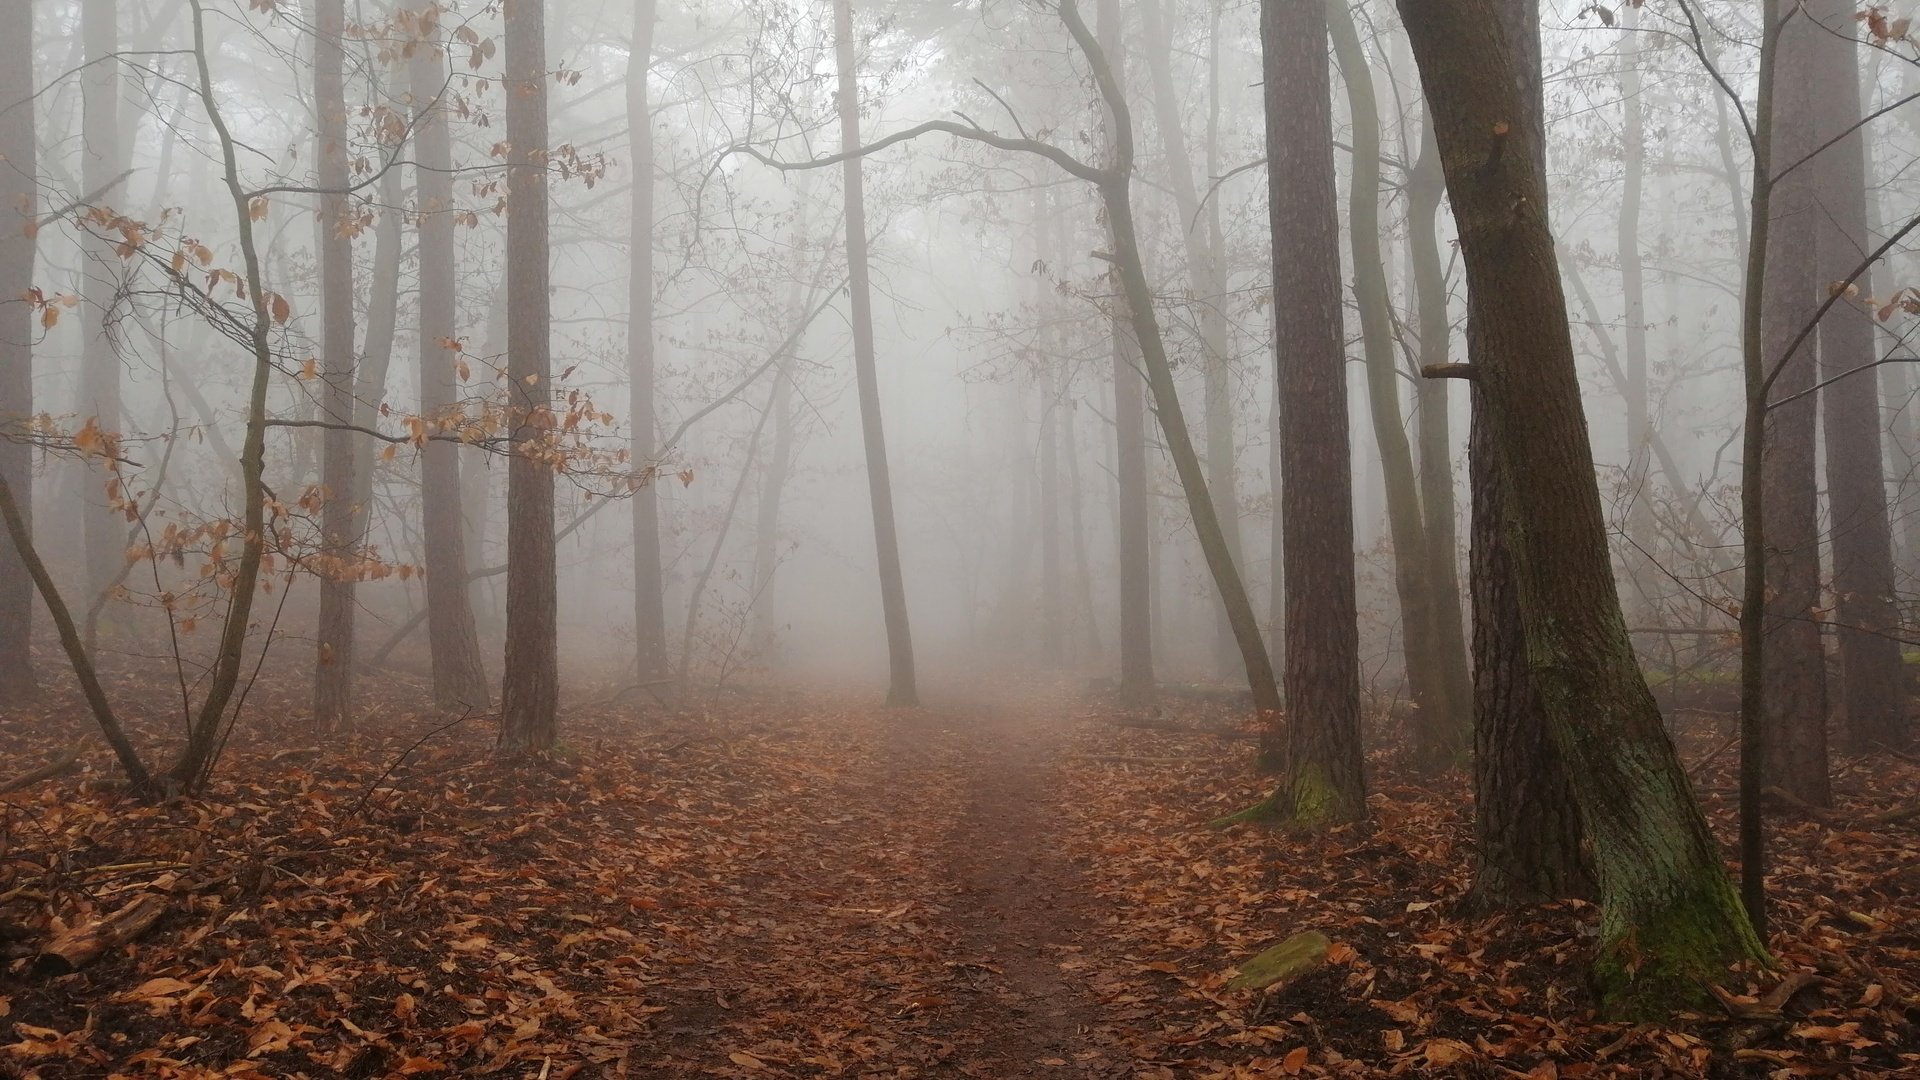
<box><xmin>832</xmin><ymin>0</ymin><xmax>918</xmax><ymax>707</ymax></box>
<box><xmin>80</xmin><ymin>0</ymin><xmax>125</xmax><ymax>625</ymax></box>
<box><xmin>410</xmin><ymin>6</ymin><xmax>489</xmax><ymax>708</ymax></box>
<box><xmin>312</xmin><ymin>0</ymin><xmax>359</xmax><ymax>730</ymax></box>
<box><xmin>629</xmin><ymin>0</ymin><xmax>670</xmax><ymax>687</ymax></box>
<box><xmin>1397</xmin><ymin>0</ymin><xmax>1767</xmax><ymax>1016</ymax></box>
<box><xmin>0</xmin><ymin>0</ymin><xmax>37</xmax><ymax>700</ymax></box>
<box><xmin>498</xmin><ymin>0</ymin><xmax>560</xmax><ymax>751</ymax></box>
<box><xmin>1810</xmin><ymin>0</ymin><xmax>1905</xmax><ymax>754</ymax></box>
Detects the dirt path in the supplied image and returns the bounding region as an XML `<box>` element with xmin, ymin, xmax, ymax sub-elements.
<box><xmin>638</xmin><ymin>691</ymin><xmax>1124</xmax><ymax>1077</ymax></box>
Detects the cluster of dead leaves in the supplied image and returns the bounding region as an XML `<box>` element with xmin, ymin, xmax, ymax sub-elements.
<box><xmin>1051</xmin><ymin>699</ymin><xmax>1919</xmax><ymax>1077</ymax></box>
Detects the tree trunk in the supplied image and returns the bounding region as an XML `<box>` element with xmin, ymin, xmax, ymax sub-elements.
<box><xmin>1810</xmin><ymin>0</ymin><xmax>1906</xmax><ymax>755</ymax></box>
<box><xmin>1757</xmin><ymin>7</ymin><xmax>1831</xmax><ymax>804</ymax></box>
<box><xmin>498</xmin><ymin>0</ymin><xmax>559</xmax><ymax>751</ymax></box>
<box><xmin>0</xmin><ymin>3</ymin><xmax>36</xmax><ymax>699</ymax></box>
<box><xmin>1255</xmin><ymin>0</ymin><xmax>1364</xmax><ymax>821</ymax></box>
<box><xmin>833</xmin><ymin>0</ymin><xmax>918</xmax><ymax>707</ymax></box>
<box><xmin>629</xmin><ymin>0</ymin><xmax>669</xmax><ymax>686</ymax></box>
<box><xmin>1398</xmin><ymin>0</ymin><xmax>1767</xmax><ymax>1017</ymax></box>
<box><xmin>1327</xmin><ymin>0</ymin><xmax>1464</xmax><ymax>767</ymax></box>
<box><xmin>410</xmin><ymin>17</ymin><xmax>489</xmax><ymax>709</ymax></box>
<box><xmin>1141</xmin><ymin>0</ymin><xmax>1240</xmax><ymax>677</ymax></box>
<box><xmin>81</xmin><ymin>0</ymin><xmax>124</xmax><ymax>627</ymax></box>
<box><xmin>1617</xmin><ymin>6</ymin><xmax>1657</xmax><ymax>595</ymax></box>
<box><xmin>312</xmin><ymin>0</ymin><xmax>358</xmax><ymax>731</ymax></box>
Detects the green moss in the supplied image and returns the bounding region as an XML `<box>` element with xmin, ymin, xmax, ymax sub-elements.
<box><xmin>1592</xmin><ymin>875</ymin><xmax>1771</xmax><ymax>1020</ymax></box>
<box><xmin>1289</xmin><ymin>762</ymin><xmax>1338</xmax><ymax>828</ymax></box>
<box><xmin>1227</xmin><ymin>931</ymin><xmax>1330</xmax><ymax>990</ymax></box>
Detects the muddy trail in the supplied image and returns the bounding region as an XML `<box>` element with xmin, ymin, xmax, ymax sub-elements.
<box><xmin>637</xmin><ymin>691</ymin><xmax>1126</xmax><ymax>1077</ymax></box>
<box><xmin>4</xmin><ymin>679</ymin><xmax>1915</xmax><ymax>1079</ymax></box>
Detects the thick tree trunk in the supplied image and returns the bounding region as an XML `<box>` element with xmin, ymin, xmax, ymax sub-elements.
<box><xmin>81</xmin><ymin>0</ymin><xmax>124</xmax><ymax>625</ymax></box>
<box><xmin>312</xmin><ymin>0</ymin><xmax>358</xmax><ymax>731</ymax></box>
<box><xmin>0</xmin><ymin>6</ymin><xmax>37</xmax><ymax>699</ymax></box>
<box><xmin>833</xmin><ymin>0</ymin><xmax>918</xmax><ymax>707</ymax></box>
<box><xmin>1256</xmin><ymin>0</ymin><xmax>1364</xmax><ymax>821</ymax></box>
<box><xmin>1328</xmin><ymin>0</ymin><xmax>1465</xmax><ymax>767</ymax></box>
<box><xmin>1758</xmin><ymin>9</ymin><xmax>1831</xmax><ymax>804</ymax></box>
<box><xmin>1398</xmin><ymin>0</ymin><xmax>1767</xmax><ymax>1017</ymax></box>
<box><xmin>410</xmin><ymin>21</ymin><xmax>490</xmax><ymax>709</ymax></box>
<box><xmin>498</xmin><ymin>0</ymin><xmax>559</xmax><ymax>751</ymax></box>
<box><xmin>1810</xmin><ymin>0</ymin><xmax>1906</xmax><ymax>754</ymax></box>
<box><xmin>629</xmin><ymin>0</ymin><xmax>669</xmax><ymax>686</ymax></box>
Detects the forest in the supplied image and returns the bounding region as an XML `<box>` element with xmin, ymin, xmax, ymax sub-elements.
<box><xmin>0</xmin><ymin>0</ymin><xmax>1916</xmax><ymax>1075</ymax></box>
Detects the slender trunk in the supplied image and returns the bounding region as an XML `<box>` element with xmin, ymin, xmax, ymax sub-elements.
<box><xmin>1406</xmin><ymin>116</ymin><xmax>1474</xmax><ymax>771</ymax></box>
<box><xmin>1328</xmin><ymin>0</ymin><xmax>1464</xmax><ymax>766</ymax></box>
<box><xmin>1810</xmin><ymin>0</ymin><xmax>1906</xmax><ymax>754</ymax></box>
<box><xmin>498</xmin><ymin>0</ymin><xmax>559</xmax><ymax>751</ymax></box>
<box><xmin>1040</xmin><ymin>368</ymin><xmax>1064</xmax><ymax>666</ymax></box>
<box><xmin>833</xmin><ymin>0</ymin><xmax>917</xmax><ymax>707</ymax></box>
<box><xmin>1618</xmin><ymin>7</ymin><xmax>1657</xmax><ymax>590</ymax></box>
<box><xmin>1757</xmin><ymin>5</ymin><xmax>1830</xmax><ymax>804</ymax></box>
<box><xmin>1255</xmin><ymin>0</ymin><xmax>1364</xmax><ymax>819</ymax></box>
<box><xmin>629</xmin><ymin>0</ymin><xmax>668</xmax><ymax>684</ymax></box>
<box><xmin>1065</xmin><ymin>389</ymin><xmax>1102</xmax><ymax>662</ymax></box>
<box><xmin>81</xmin><ymin>0</ymin><xmax>125</xmax><ymax>622</ymax></box>
<box><xmin>0</xmin><ymin>6</ymin><xmax>36</xmax><ymax>698</ymax></box>
<box><xmin>680</xmin><ymin>388</ymin><xmax>774</xmax><ymax>687</ymax></box>
<box><xmin>1399</xmin><ymin>0</ymin><xmax>1767</xmax><ymax>1017</ymax></box>
<box><xmin>312</xmin><ymin>0</ymin><xmax>358</xmax><ymax>730</ymax></box>
<box><xmin>410</xmin><ymin>20</ymin><xmax>489</xmax><ymax>708</ymax></box>
<box><xmin>750</xmin><ymin>193</ymin><xmax>808</xmax><ymax>663</ymax></box>
<box><xmin>1142</xmin><ymin>0</ymin><xmax>1240</xmax><ymax>676</ymax></box>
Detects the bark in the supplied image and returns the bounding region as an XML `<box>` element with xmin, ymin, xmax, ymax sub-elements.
<box><xmin>410</xmin><ymin>22</ymin><xmax>490</xmax><ymax>709</ymax></box>
<box><xmin>1757</xmin><ymin>7</ymin><xmax>1831</xmax><ymax>804</ymax></box>
<box><xmin>81</xmin><ymin>0</ymin><xmax>124</xmax><ymax>617</ymax></box>
<box><xmin>1457</xmin><ymin>0</ymin><xmax>1591</xmax><ymax>915</ymax></box>
<box><xmin>1259</xmin><ymin>0</ymin><xmax>1364</xmax><ymax>821</ymax></box>
<box><xmin>312</xmin><ymin>0</ymin><xmax>358</xmax><ymax>730</ymax></box>
<box><xmin>629</xmin><ymin>0</ymin><xmax>669</xmax><ymax>685</ymax></box>
<box><xmin>1328</xmin><ymin>0</ymin><xmax>1465</xmax><ymax>767</ymax></box>
<box><xmin>0</xmin><ymin>7</ymin><xmax>36</xmax><ymax>698</ymax></box>
<box><xmin>833</xmin><ymin>0</ymin><xmax>918</xmax><ymax>707</ymax></box>
<box><xmin>1810</xmin><ymin>0</ymin><xmax>1906</xmax><ymax>754</ymax></box>
<box><xmin>498</xmin><ymin>0</ymin><xmax>559</xmax><ymax>751</ymax></box>
<box><xmin>1399</xmin><ymin>0</ymin><xmax>1767</xmax><ymax>1016</ymax></box>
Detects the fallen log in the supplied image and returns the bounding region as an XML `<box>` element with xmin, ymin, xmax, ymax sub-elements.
<box><xmin>32</xmin><ymin>892</ymin><xmax>167</xmax><ymax>975</ymax></box>
<box><xmin>0</xmin><ymin>739</ymin><xmax>88</xmax><ymax>795</ymax></box>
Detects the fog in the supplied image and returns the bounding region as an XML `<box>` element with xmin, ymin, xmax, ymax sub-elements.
<box><xmin>2</xmin><ymin>0</ymin><xmax>1909</xmax><ymax>738</ymax></box>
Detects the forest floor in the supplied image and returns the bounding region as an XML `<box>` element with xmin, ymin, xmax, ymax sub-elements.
<box><xmin>0</xmin><ymin>673</ymin><xmax>1916</xmax><ymax>1078</ymax></box>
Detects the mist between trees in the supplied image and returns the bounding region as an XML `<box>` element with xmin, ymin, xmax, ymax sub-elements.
<box><xmin>1</xmin><ymin>0</ymin><xmax>1918</xmax><ymax>1053</ymax></box>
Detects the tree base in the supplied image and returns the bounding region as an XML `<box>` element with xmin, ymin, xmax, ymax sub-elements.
<box><xmin>1593</xmin><ymin>876</ymin><xmax>1770</xmax><ymax>1020</ymax></box>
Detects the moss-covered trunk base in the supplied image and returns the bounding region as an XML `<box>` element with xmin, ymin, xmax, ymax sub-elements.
<box><xmin>1593</xmin><ymin>874</ymin><xmax>1771</xmax><ymax>1020</ymax></box>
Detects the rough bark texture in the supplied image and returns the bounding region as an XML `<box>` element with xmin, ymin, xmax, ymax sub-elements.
<box><xmin>833</xmin><ymin>0</ymin><xmax>918</xmax><ymax>707</ymax></box>
<box><xmin>312</xmin><ymin>0</ymin><xmax>358</xmax><ymax>730</ymax></box>
<box><xmin>498</xmin><ymin>0</ymin><xmax>559</xmax><ymax>751</ymax></box>
<box><xmin>1809</xmin><ymin>0</ymin><xmax>1906</xmax><ymax>754</ymax></box>
<box><xmin>629</xmin><ymin>0</ymin><xmax>669</xmax><ymax>687</ymax></box>
<box><xmin>410</xmin><ymin>23</ymin><xmax>490</xmax><ymax>709</ymax></box>
<box><xmin>1454</xmin><ymin>0</ymin><xmax>1592</xmax><ymax>914</ymax></box>
<box><xmin>0</xmin><ymin>5</ymin><xmax>37</xmax><ymax>698</ymax></box>
<box><xmin>1261</xmin><ymin>0</ymin><xmax>1365</xmax><ymax>823</ymax></box>
<box><xmin>80</xmin><ymin>0</ymin><xmax>124</xmax><ymax>616</ymax></box>
<box><xmin>1758</xmin><ymin>9</ymin><xmax>1831</xmax><ymax>804</ymax></box>
<box><xmin>1398</xmin><ymin>0</ymin><xmax>1766</xmax><ymax>1017</ymax></box>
